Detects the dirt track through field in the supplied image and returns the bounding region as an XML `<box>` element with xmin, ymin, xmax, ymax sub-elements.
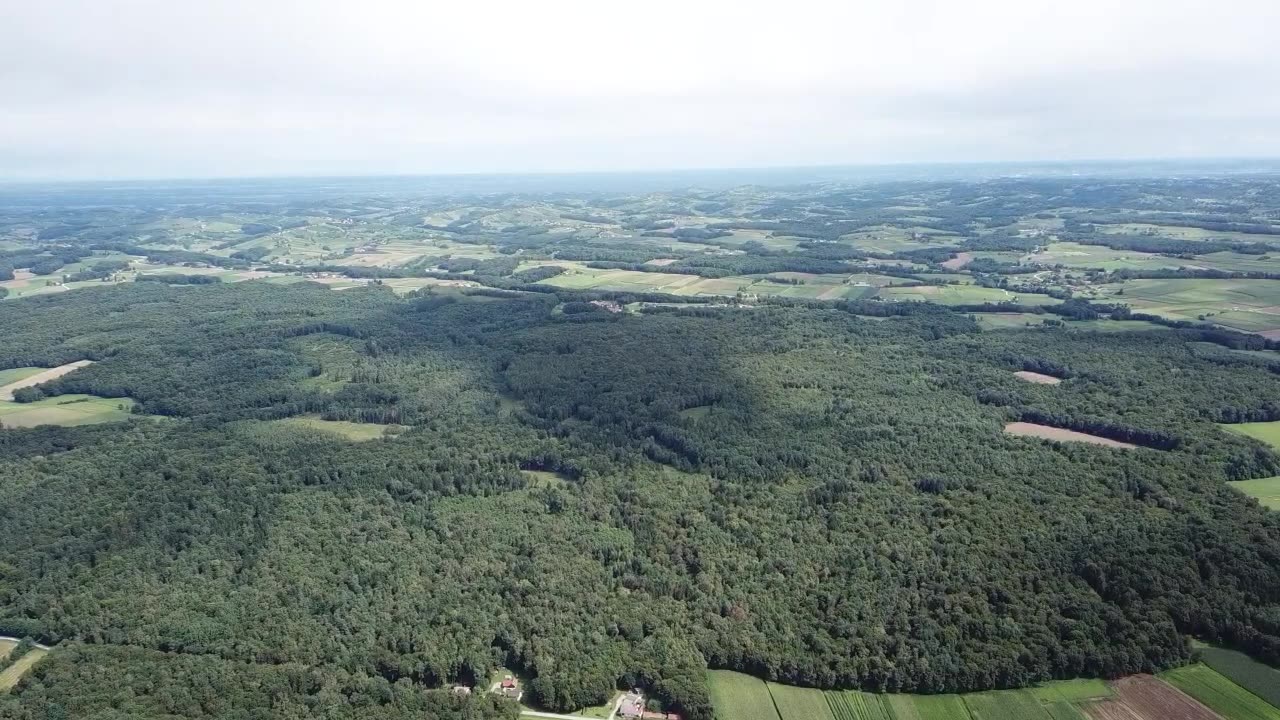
<box><xmin>0</xmin><ymin>360</ymin><xmax>94</xmax><ymax>401</ymax></box>
<box><xmin>1082</xmin><ymin>675</ymin><xmax>1222</xmax><ymax>720</ymax></box>
<box><xmin>1004</xmin><ymin>422</ymin><xmax>1137</xmax><ymax>448</ymax></box>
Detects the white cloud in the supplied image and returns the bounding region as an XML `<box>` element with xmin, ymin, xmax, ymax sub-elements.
<box><xmin>1</xmin><ymin>0</ymin><xmax>1278</xmax><ymax>178</ymax></box>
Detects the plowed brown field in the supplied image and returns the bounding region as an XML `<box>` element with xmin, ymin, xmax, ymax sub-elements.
<box><xmin>1004</xmin><ymin>422</ymin><xmax>1137</xmax><ymax>448</ymax></box>
<box><xmin>1082</xmin><ymin>675</ymin><xmax>1221</xmax><ymax>720</ymax></box>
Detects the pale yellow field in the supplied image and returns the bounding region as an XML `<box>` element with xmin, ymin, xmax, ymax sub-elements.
<box><xmin>0</xmin><ymin>647</ymin><xmax>49</xmax><ymax>691</ymax></box>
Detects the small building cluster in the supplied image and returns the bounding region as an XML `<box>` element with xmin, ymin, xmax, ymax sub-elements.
<box><xmin>618</xmin><ymin>689</ymin><xmax>681</xmax><ymax>720</ymax></box>
<box><xmin>590</xmin><ymin>300</ymin><xmax>624</xmax><ymax>313</ymax></box>
<box><xmin>490</xmin><ymin>674</ymin><xmax>523</xmax><ymax>702</ymax></box>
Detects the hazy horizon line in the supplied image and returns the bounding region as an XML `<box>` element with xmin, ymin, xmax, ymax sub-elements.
<box><xmin>5</xmin><ymin>155</ymin><xmax>1280</xmax><ymax>187</ymax></box>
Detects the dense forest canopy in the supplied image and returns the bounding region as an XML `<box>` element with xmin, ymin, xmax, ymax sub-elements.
<box><xmin>0</xmin><ymin>278</ymin><xmax>1278</xmax><ymax>718</ymax></box>
<box><xmin>3</xmin><ymin>171</ymin><xmax>1280</xmax><ymax>718</ymax></box>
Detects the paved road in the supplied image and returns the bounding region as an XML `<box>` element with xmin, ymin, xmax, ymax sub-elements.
<box><xmin>0</xmin><ymin>636</ymin><xmax>52</xmax><ymax>652</ymax></box>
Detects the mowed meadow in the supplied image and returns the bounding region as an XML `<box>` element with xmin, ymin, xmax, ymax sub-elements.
<box><xmin>1223</xmin><ymin>421</ymin><xmax>1280</xmax><ymax>509</ymax></box>
<box><xmin>534</xmin><ymin>263</ymin><xmax>896</xmax><ymax>300</ymax></box>
<box><xmin>0</xmin><ymin>395</ymin><xmax>136</xmax><ymax>428</ymax></box>
<box><xmin>0</xmin><ymin>638</ymin><xmax>50</xmax><ymax>693</ymax></box>
<box><xmin>0</xmin><ymin>361</ymin><xmax>140</xmax><ymax>429</ymax></box>
<box><xmin>710</xmin><ymin>664</ymin><xmax>1280</xmax><ymax>720</ymax></box>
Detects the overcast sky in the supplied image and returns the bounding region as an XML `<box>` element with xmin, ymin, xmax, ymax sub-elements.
<box><xmin>2</xmin><ymin>0</ymin><xmax>1278</xmax><ymax>180</ymax></box>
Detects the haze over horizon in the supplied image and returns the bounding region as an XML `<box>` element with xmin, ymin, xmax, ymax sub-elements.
<box><xmin>3</xmin><ymin>0</ymin><xmax>1278</xmax><ymax>181</ymax></box>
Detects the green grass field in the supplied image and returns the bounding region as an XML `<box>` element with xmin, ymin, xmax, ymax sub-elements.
<box><xmin>1026</xmin><ymin>680</ymin><xmax>1103</xmax><ymax>719</ymax></box>
<box><xmin>973</xmin><ymin>312</ymin><xmax>1054</xmax><ymax>329</ymax></box>
<box><xmin>536</xmin><ymin>264</ymin><xmax>900</xmax><ymax>300</ymax></box>
<box><xmin>1187</xmin><ymin>342</ymin><xmax>1280</xmax><ymax>363</ymax></box>
<box><xmin>768</xmin><ymin>683</ymin><xmax>836</xmax><ymax>720</ymax></box>
<box><xmin>1027</xmin><ymin>679</ymin><xmax>1111</xmax><ymax>704</ymax></box>
<box><xmin>1196</xmin><ymin>646</ymin><xmax>1280</xmax><ymax>708</ymax></box>
<box><xmin>1100</xmin><ymin>278</ymin><xmax>1280</xmax><ymax>333</ymax></box>
<box><xmin>1223</xmin><ymin>421</ymin><xmax>1280</xmax><ymax>448</ymax></box>
<box><xmin>912</xmin><ymin>694</ymin><xmax>972</xmax><ymax>720</ymax></box>
<box><xmin>1210</xmin><ymin>310</ymin><xmax>1280</xmax><ymax>333</ymax></box>
<box><xmin>711</xmin><ymin>671</ymin><xmax>1208</xmax><ymax>717</ymax></box>
<box><xmin>961</xmin><ymin>690</ymin><xmax>1053</xmax><ymax>720</ymax></box>
<box><xmin>1027</xmin><ymin>242</ymin><xmax>1182</xmax><ymax>271</ymax></box>
<box><xmin>521</xmin><ymin>470</ymin><xmax>570</xmax><ymax>488</ymax></box>
<box><xmin>1194</xmin><ymin>252</ymin><xmax>1280</xmax><ymax>274</ymax></box>
<box><xmin>827</xmin><ymin>692</ymin><xmax>892</xmax><ymax>720</ymax></box>
<box><xmin>844</xmin><ymin>226</ymin><xmax>962</xmax><ymax>253</ymax></box>
<box><xmin>565</xmin><ymin>691</ymin><xmax>623</xmax><ymax>718</ymax></box>
<box><xmin>1219</xmin><ymin>424</ymin><xmax>1280</xmax><ymax>509</ymax></box>
<box><xmin>0</xmin><ymin>647</ymin><xmax>49</xmax><ymax>692</ymax></box>
<box><xmin>1098</xmin><ymin>222</ymin><xmax>1280</xmax><ymax>244</ymax></box>
<box><xmin>971</xmin><ymin>314</ymin><xmax>1170</xmax><ymax>333</ymax></box>
<box><xmin>1064</xmin><ymin>319</ymin><xmax>1168</xmax><ymax>332</ymax></box>
<box><xmin>877</xmin><ymin>284</ymin><xmax>1059</xmax><ymax>306</ymax></box>
<box><xmin>1040</xmin><ymin>702</ymin><xmax>1086</xmax><ymax>720</ymax></box>
<box><xmin>0</xmin><ymin>395</ymin><xmax>136</xmax><ymax>428</ymax></box>
<box><xmin>883</xmin><ymin>695</ymin><xmax>923</xmax><ymax>720</ymax></box>
<box><xmin>1161</xmin><ymin>663</ymin><xmax>1280</xmax><ymax>720</ymax></box>
<box><xmin>1228</xmin><ymin>477</ymin><xmax>1280</xmax><ymax>510</ymax></box>
<box><xmin>708</xmin><ymin>671</ymin><xmax>781</xmax><ymax>720</ymax></box>
<box><xmin>272</xmin><ymin>416</ymin><xmax>405</xmax><ymax>442</ymax></box>
<box><xmin>0</xmin><ymin>367</ymin><xmax>44</xmax><ymax>386</ymax></box>
<box><xmin>1024</xmin><ymin>240</ymin><xmax>1280</xmax><ymax>275</ymax></box>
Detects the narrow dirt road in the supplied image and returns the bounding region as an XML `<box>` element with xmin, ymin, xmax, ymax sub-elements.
<box><xmin>0</xmin><ymin>360</ymin><xmax>94</xmax><ymax>401</ymax></box>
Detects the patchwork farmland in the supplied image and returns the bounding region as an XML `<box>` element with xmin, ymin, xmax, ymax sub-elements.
<box><xmin>1101</xmin><ymin>279</ymin><xmax>1280</xmax><ymax>335</ymax></box>
<box><xmin>711</xmin><ymin>667</ymin><xmax>1280</xmax><ymax>720</ymax></box>
<box><xmin>1162</xmin><ymin>664</ymin><xmax>1280</xmax><ymax>720</ymax></box>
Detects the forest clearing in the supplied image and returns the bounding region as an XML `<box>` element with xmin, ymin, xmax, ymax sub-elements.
<box><xmin>0</xmin><ymin>360</ymin><xmax>93</xmax><ymax>401</ymax></box>
<box><xmin>0</xmin><ymin>394</ymin><xmax>135</xmax><ymax>428</ymax></box>
<box><xmin>1003</xmin><ymin>422</ymin><xmax>1138</xmax><ymax>448</ymax></box>
<box><xmin>1014</xmin><ymin>370</ymin><xmax>1063</xmax><ymax>384</ymax></box>
<box><xmin>1221</xmin><ymin>422</ymin><xmax>1280</xmax><ymax>508</ymax></box>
